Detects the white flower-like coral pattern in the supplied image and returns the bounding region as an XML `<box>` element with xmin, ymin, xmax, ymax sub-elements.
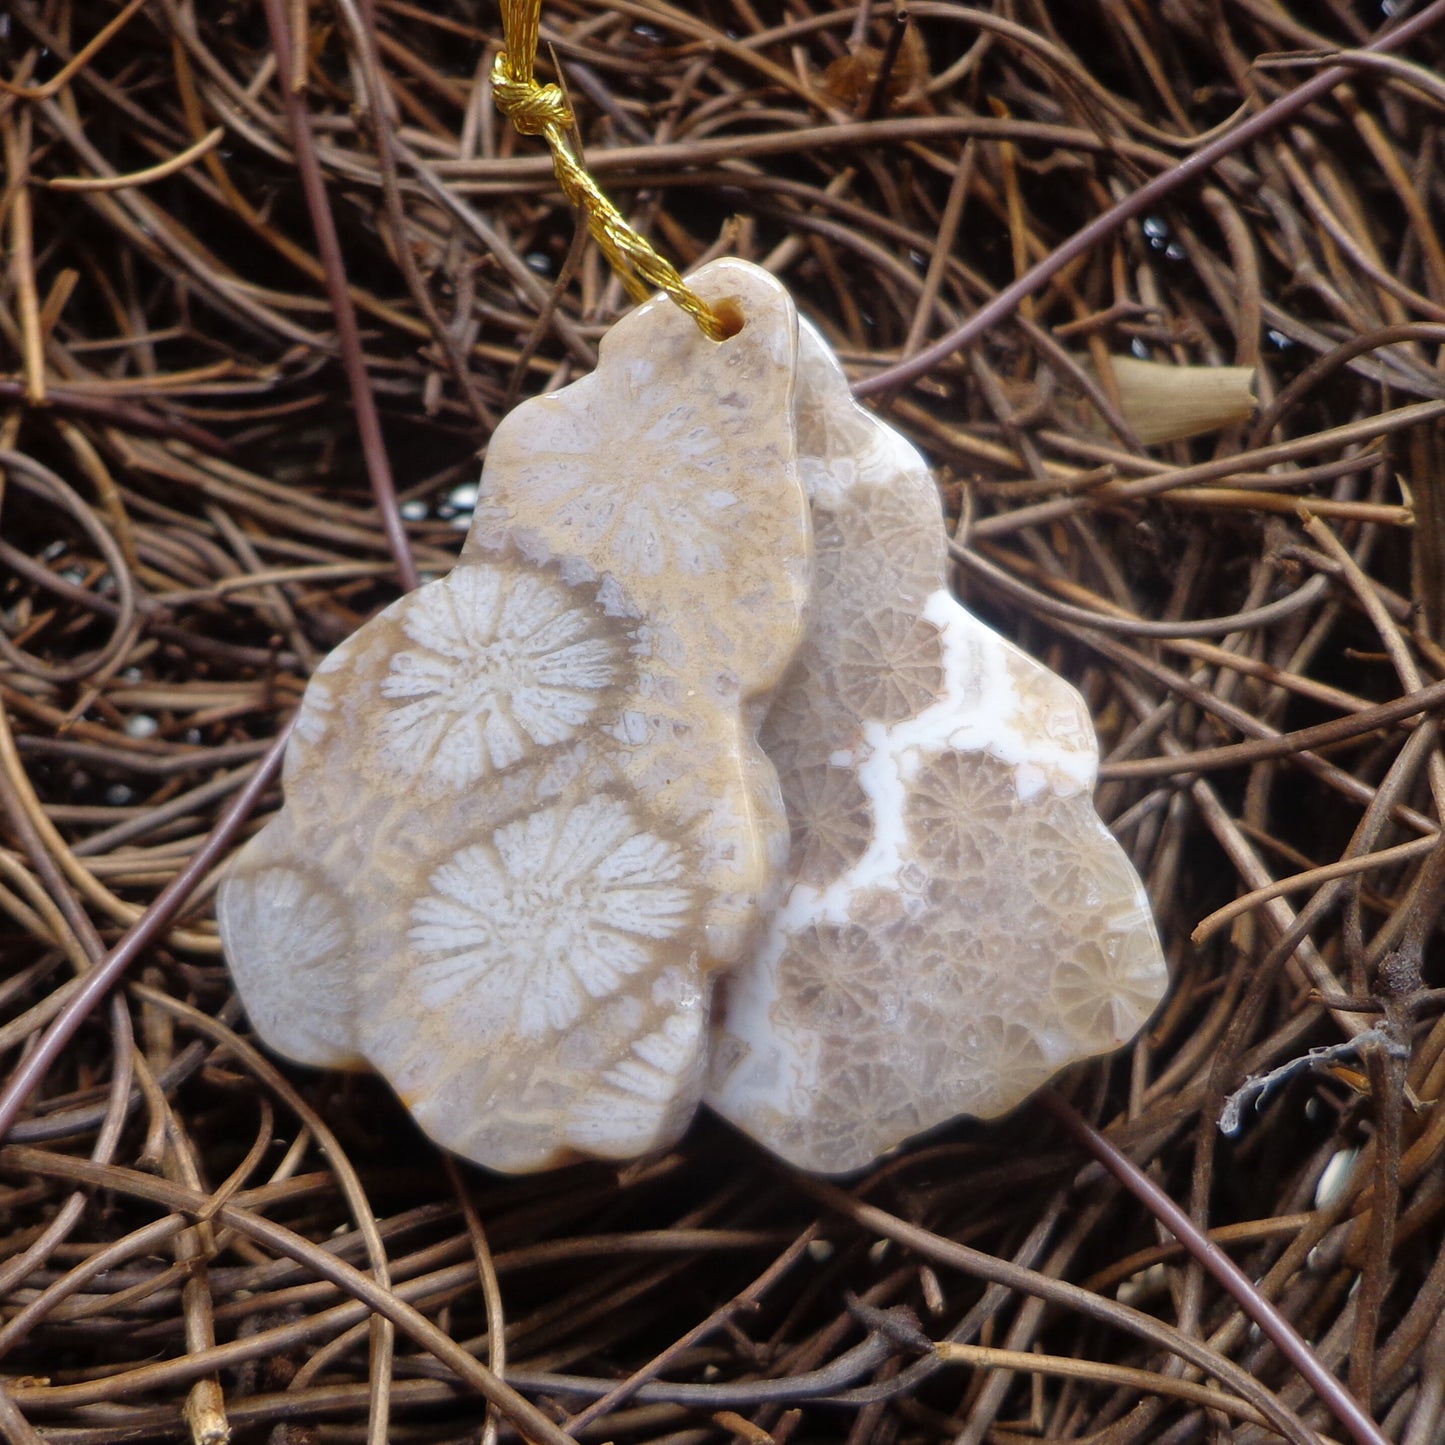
<box><xmin>503</xmin><ymin>381</ymin><xmax>755</xmax><ymax>582</ymax></box>
<box><xmin>409</xmin><ymin>797</ymin><xmax>694</xmax><ymax>1040</ymax></box>
<box><xmin>219</xmin><ymin>261</ymin><xmax>813</xmax><ymax>1174</ymax></box>
<box><xmin>291</xmin><ymin>677</ymin><xmax>335</xmax><ymax>748</ymax></box>
<box><xmin>218</xmin><ymin>258</ymin><xmax>1165</xmax><ymax>1178</ymax></box>
<box><xmin>378</xmin><ymin>564</ymin><xmax>626</xmax><ymax>788</ymax></box>
<box><xmin>217</xmin><ymin>863</ymin><xmax>356</xmax><ymax>1069</ymax></box>
<box><xmin>531</xmin><ymin>436</ymin><xmax>743</xmax><ymax>580</ymax></box>
<box><xmin>705</xmin><ymin>319</ymin><xmax>1168</xmax><ymax>1174</ymax></box>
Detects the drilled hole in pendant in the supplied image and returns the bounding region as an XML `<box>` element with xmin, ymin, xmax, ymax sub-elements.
<box><xmin>711</xmin><ymin>296</ymin><xmax>745</xmax><ymax>338</ymax></box>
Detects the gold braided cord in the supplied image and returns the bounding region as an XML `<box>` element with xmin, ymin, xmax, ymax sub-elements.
<box><xmin>492</xmin><ymin>0</ymin><xmax>727</xmax><ymax>341</ymax></box>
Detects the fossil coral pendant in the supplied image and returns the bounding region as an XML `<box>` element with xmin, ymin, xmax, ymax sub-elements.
<box><xmin>706</xmin><ymin>321</ymin><xmax>1168</xmax><ymax>1174</ymax></box>
<box><xmin>218</xmin><ymin>258</ymin><xmax>1167</xmax><ymax>1175</ymax></box>
<box><xmin>220</xmin><ymin>261</ymin><xmax>812</xmax><ymax>1172</ymax></box>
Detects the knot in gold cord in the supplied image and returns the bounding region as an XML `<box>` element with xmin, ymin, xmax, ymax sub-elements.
<box><xmin>492</xmin><ymin>55</ymin><xmax>573</xmax><ymax>136</ymax></box>
<box><xmin>491</xmin><ymin>0</ymin><xmax>728</xmax><ymax>341</ymax></box>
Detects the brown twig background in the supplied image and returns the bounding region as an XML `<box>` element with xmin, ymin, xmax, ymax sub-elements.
<box><xmin>3</xmin><ymin>2</ymin><xmax>1445</xmax><ymax>1443</ymax></box>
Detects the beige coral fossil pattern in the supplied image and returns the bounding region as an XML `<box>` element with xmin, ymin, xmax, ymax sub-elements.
<box><xmin>219</xmin><ymin>259</ymin><xmax>1166</xmax><ymax>1178</ymax></box>
<box><xmin>219</xmin><ymin>260</ymin><xmax>811</xmax><ymax>1173</ymax></box>
<box><xmin>705</xmin><ymin>322</ymin><xmax>1168</xmax><ymax>1175</ymax></box>
<box><xmin>376</xmin><ymin>567</ymin><xmax>625</xmax><ymax>787</ymax></box>
<box><xmin>467</xmin><ymin>261</ymin><xmax>810</xmax><ymax>962</ymax></box>
<box><xmin>408</xmin><ymin>797</ymin><xmax>693</xmax><ymax>1039</ymax></box>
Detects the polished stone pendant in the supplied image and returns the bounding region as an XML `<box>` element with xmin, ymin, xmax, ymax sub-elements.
<box><xmin>706</xmin><ymin>320</ymin><xmax>1168</xmax><ymax>1174</ymax></box>
<box><xmin>220</xmin><ymin>261</ymin><xmax>812</xmax><ymax>1171</ymax></box>
<box><xmin>218</xmin><ymin>259</ymin><xmax>1167</xmax><ymax>1175</ymax></box>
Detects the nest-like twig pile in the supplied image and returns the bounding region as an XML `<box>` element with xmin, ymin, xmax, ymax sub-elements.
<box><xmin>4</xmin><ymin>2</ymin><xmax>1445</xmax><ymax>1442</ymax></box>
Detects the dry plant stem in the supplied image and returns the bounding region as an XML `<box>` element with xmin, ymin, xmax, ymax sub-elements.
<box><xmin>944</xmin><ymin>1197</ymin><xmax>1108</xmax><ymax>1445</ymax></box>
<box><xmin>0</xmin><ymin>0</ymin><xmax>150</xmax><ymax>100</ymax></box>
<box><xmin>257</xmin><ymin>0</ymin><xmax>418</xmax><ymax>593</ymax></box>
<box><xmin>855</xmin><ymin>0</ymin><xmax>1445</xmax><ymax>397</ymax></box>
<box><xmin>0</xmin><ymin>450</ymin><xmax>140</xmax><ymax>684</ymax></box>
<box><xmin>825</xmin><ymin>1201</ymin><xmax>1065</xmax><ymax>1413</ymax></box>
<box><xmin>44</xmin><ymin>125</ymin><xmax>226</xmax><ymax>192</ymax></box>
<box><xmin>563</xmin><ymin>1226</ymin><xmax>820</xmax><ymax>1432</ymax></box>
<box><xmin>0</xmin><ymin>1104</ymin><xmax>274</xmax><ymax>1356</ymax></box>
<box><xmin>131</xmin><ymin>984</ymin><xmax>400</xmax><ymax>1445</ymax></box>
<box><xmin>0</xmin><ymin>734</ymin><xmax>138</xmax><ymax>1321</ymax></box>
<box><xmin>0</xmin><ymin>1147</ymin><xmax>579</xmax><ymax>1445</ymax></box>
<box><xmin>443</xmin><ymin>1154</ymin><xmax>507</xmax><ymax>1445</ymax></box>
<box><xmin>0</xmin><ymin>1386</ymin><xmax>46</xmax><ymax>1445</ymax></box>
<box><xmin>0</xmin><ymin>379</ymin><xmax>230</xmax><ymax>451</ymax></box>
<box><xmin>958</xmin><ymin>543</ymin><xmax>1332</xmax><ymax>639</ymax></box>
<box><xmin>335</xmin><ymin>0</ymin><xmax>499</xmax><ymax>433</ymax></box>
<box><xmin>1095</xmin><ymin>676</ymin><xmax>1445</xmax><ymax>780</ymax></box>
<box><xmin>1044</xmin><ymin>1095</ymin><xmax>1391</xmax><ymax>1445</ymax></box>
<box><xmin>1301</xmin><ymin>510</ymin><xmax>1445</xmax><ymax>812</ymax></box>
<box><xmin>159</xmin><ymin>1100</ymin><xmax>230</xmax><ymax>1445</ymax></box>
<box><xmin>1249</xmin><ymin>323</ymin><xmax>1445</xmax><ymax>448</ymax></box>
<box><xmin>395</xmin><ymin>135</ymin><xmax>600</xmax><ymax>369</ymax></box>
<box><xmin>795</xmin><ymin>1175</ymin><xmax>1317</xmax><ymax>1445</ymax></box>
<box><xmin>1192</xmin><ymin>833</ymin><xmax>1441</xmax><ymax>946</ymax></box>
<box><xmin>0</xmin><ymin>723</ymin><xmax>291</xmax><ymax>1144</ymax></box>
<box><xmin>966</xmin><ymin>400</ymin><xmax>1445</xmax><ymax>541</ymax></box>
<box><xmin>0</xmin><ymin>695</ymin><xmax>218</xmax><ymax>953</ymax></box>
<box><xmin>504</xmin><ymin>1329</ymin><xmax>906</xmax><ymax>1405</ymax></box>
<box><xmin>0</xmin><ymin>718</ymin><xmax>109</xmax><ymax>969</ymax></box>
<box><xmin>931</xmin><ymin>1341</ymin><xmax>1272</xmax><ymax>1429</ymax></box>
<box><xmin>4</xmin><ymin>113</ymin><xmax>45</xmax><ymax>405</ymax></box>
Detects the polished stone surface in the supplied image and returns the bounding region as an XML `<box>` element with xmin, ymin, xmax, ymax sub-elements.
<box><xmin>220</xmin><ymin>262</ymin><xmax>1167</xmax><ymax>1177</ymax></box>
<box><xmin>220</xmin><ymin>261</ymin><xmax>811</xmax><ymax>1172</ymax></box>
<box><xmin>706</xmin><ymin>322</ymin><xmax>1168</xmax><ymax>1174</ymax></box>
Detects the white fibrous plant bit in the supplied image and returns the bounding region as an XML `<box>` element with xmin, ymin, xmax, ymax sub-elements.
<box><xmin>219</xmin><ymin>259</ymin><xmax>1168</xmax><ymax>1176</ymax></box>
